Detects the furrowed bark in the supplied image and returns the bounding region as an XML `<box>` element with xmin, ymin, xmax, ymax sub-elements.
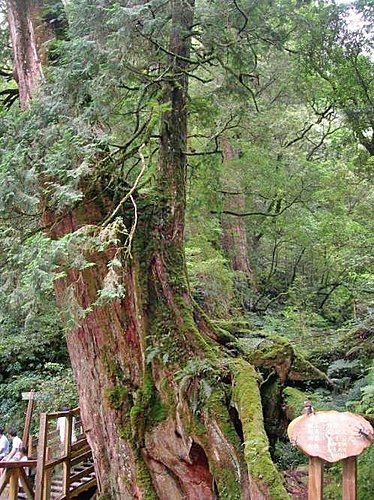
<box><xmin>6</xmin><ymin>0</ymin><xmax>45</xmax><ymax>108</ymax></box>
<box><xmin>47</xmin><ymin>201</ymin><xmax>146</xmax><ymax>497</ymax></box>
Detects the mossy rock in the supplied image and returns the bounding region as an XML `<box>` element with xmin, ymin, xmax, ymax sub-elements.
<box><xmin>212</xmin><ymin>319</ymin><xmax>255</xmax><ymax>336</ymax></box>
<box><xmin>289</xmin><ymin>353</ymin><xmax>330</xmax><ymax>383</ymax></box>
<box><xmin>341</xmin><ymin>320</ymin><xmax>373</xmax><ymax>360</ymax></box>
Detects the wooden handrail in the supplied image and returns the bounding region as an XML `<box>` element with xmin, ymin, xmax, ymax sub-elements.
<box><xmin>69</xmin><ymin>465</ymin><xmax>95</xmax><ymax>485</ymax></box>
<box><xmin>71</xmin><ymin>443</ymin><xmax>90</xmax><ymax>459</ymax></box>
<box><xmin>44</xmin><ymin>455</ymin><xmax>67</xmax><ymax>470</ymax></box>
<box><xmin>70</xmin><ymin>449</ymin><xmax>92</xmax><ymax>467</ymax></box>
<box><xmin>67</xmin><ymin>477</ymin><xmax>96</xmax><ymax>498</ymax></box>
<box><xmin>0</xmin><ymin>460</ymin><xmax>37</xmax><ymax>468</ymax></box>
<box><xmin>44</xmin><ymin>407</ymin><xmax>80</xmax><ymax>419</ymax></box>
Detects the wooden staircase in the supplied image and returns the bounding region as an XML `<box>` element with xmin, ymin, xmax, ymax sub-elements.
<box><xmin>34</xmin><ymin>408</ymin><xmax>97</xmax><ymax>500</ymax></box>
<box><xmin>48</xmin><ymin>460</ymin><xmax>96</xmax><ymax>499</ymax></box>
<box><xmin>0</xmin><ymin>408</ymin><xmax>97</xmax><ymax>499</ymax></box>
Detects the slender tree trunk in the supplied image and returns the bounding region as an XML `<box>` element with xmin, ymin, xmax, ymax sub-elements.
<box><xmin>221</xmin><ymin>139</ymin><xmax>257</xmax><ymax>309</ymax></box>
<box><xmin>7</xmin><ymin>1</ymin><xmax>295</xmax><ymax>498</ymax></box>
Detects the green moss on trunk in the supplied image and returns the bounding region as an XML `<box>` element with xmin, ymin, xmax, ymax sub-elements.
<box><xmin>207</xmin><ymin>388</ymin><xmax>242</xmax><ymax>449</ymax></box>
<box><xmin>136</xmin><ymin>450</ymin><xmax>158</xmax><ymax>500</ymax></box>
<box><xmin>214</xmin><ymin>470</ymin><xmax>242</xmax><ymax>500</ymax></box>
<box><xmin>129</xmin><ymin>372</ymin><xmax>169</xmax><ymax>441</ymax></box>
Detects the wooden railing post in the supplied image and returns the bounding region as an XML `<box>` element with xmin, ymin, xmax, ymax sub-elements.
<box><xmin>8</xmin><ymin>469</ymin><xmax>19</xmax><ymax>500</ymax></box>
<box><xmin>27</xmin><ymin>433</ymin><xmax>33</xmax><ymax>458</ymax></box>
<box><xmin>35</xmin><ymin>412</ymin><xmax>48</xmax><ymax>500</ymax></box>
<box><xmin>22</xmin><ymin>390</ymin><xmax>35</xmax><ymax>447</ymax></box>
<box><xmin>43</xmin><ymin>447</ymin><xmax>52</xmax><ymax>500</ymax></box>
<box><xmin>308</xmin><ymin>457</ymin><xmax>324</xmax><ymax>500</ymax></box>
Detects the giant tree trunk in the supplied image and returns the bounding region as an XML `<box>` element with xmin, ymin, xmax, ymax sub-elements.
<box><xmin>6</xmin><ymin>1</ymin><xmax>296</xmax><ymax>498</ymax></box>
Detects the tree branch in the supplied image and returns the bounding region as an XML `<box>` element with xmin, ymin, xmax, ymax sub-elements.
<box><xmin>103</xmin><ymin>144</ymin><xmax>147</xmax><ymax>227</ymax></box>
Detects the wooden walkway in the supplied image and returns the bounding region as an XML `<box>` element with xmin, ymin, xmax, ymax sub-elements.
<box><xmin>0</xmin><ymin>408</ymin><xmax>96</xmax><ymax>499</ymax></box>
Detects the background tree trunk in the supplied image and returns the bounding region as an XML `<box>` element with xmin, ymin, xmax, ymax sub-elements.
<box><xmin>6</xmin><ymin>0</ymin><xmax>45</xmax><ymax>108</ymax></box>
<box><xmin>221</xmin><ymin>139</ymin><xmax>257</xmax><ymax>310</ymax></box>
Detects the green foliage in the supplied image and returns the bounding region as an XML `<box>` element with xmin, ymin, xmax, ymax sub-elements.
<box><xmin>0</xmin><ymin>363</ymin><xmax>77</xmax><ymax>432</ymax></box>
<box><xmin>0</xmin><ymin>0</ymin><xmax>371</xmax><ymax>328</ymax></box>
<box><xmin>327</xmin><ymin>358</ymin><xmax>362</xmax><ymax>379</ymax></box>
<box><xmin>273</xmin><ymin>440</ymin><xmax>307</xmax><ymax>470</ymax></box>
<box><xmin>357</xmin><ymin>446</ymin><xmax>374</xmax><ymax>500</ymax></box>
<box><xmin>323</xmin><ymin>447</ymin><xmax>374</xmax><ymax>500</ymax></box>
<box><xmin>186</xmin><ymin>243</ymin><xmax>235</xmax><ymax>318</ymax></box>
<box><xmin>347</xmin><ymin>362</ymin><xmax>374</xmax><ymax>415</ymax></box>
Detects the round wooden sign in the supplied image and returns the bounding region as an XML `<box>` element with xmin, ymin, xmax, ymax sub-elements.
<box><xmin>288</xmin><ymin>411</ymin><xmax>373</xmax><ymax>463</ymax></box>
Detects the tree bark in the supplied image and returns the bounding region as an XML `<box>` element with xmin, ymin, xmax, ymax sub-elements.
<box><xmin>8</xmin><ymin>1</ymin><xmax>292</xmax><ymax>498</ymax></box>
<box><xmin>221</xmin><ymin>139</ymin><xmax>257</xmax><ymax>309</ymax></box>
<box><xmin>5</xmin><ymin>0</ymin><xmax>46</xmax><ymax>108</ymax></box>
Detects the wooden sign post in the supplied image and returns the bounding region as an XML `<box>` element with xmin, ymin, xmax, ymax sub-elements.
<box><xmin>288</xmin><ymin>410</ymin><xmax>373</xmax><ymax>500</ymax></box>
<box><xmin>21</xmin><ymin>390</ymin><xmax>36</xmax><ymax>447</ymax></box>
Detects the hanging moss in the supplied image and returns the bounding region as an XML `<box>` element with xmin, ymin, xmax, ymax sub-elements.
<box><xmin>232</xmin><ymin>359</ymin><xmax>289</xmax><ymax>499</ymax></box>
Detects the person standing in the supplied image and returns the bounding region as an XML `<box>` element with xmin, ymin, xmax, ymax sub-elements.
<box><xmin>0</xmin><ymin>428</ymin><xmax>9</xmax><ymax>460</ymax></box>
<box><xmin>56</xmin><ymin>406</ymin><xmax>77</xmax><ymax>446</ymax></box>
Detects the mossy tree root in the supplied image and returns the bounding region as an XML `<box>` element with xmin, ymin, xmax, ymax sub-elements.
<box><xmin>135</xmin><ymin>345</ymin><xmax>290</xmax><ymax>499</ymax></box>
<box><xmin>231</xmin><ymin>359</ymin><xmax>290</xmax><ymax>499</ymax></box>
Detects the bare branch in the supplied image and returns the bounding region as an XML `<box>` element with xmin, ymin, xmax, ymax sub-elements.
<box><xmin>283</xmin><ymin>105</ymin><xmax>334</xmax><ymax>149</ymax></box>
<box><xmin>232</xmin><ymin>0</ymin><xmax>248</xmax><ymax>35</ymax></box>
<box><xmin>103</xmin><ymin>144</ymin><xmax>147</xmax><ymax>227</ymax></box>
<box><xmin>216</xmin><ymin>55</ymin><xmax>259</xmax><ymax>112</ymax></box>
<box><xmin>213</xmin><ymin>196</ymin><xmax>300</xmax><ymax>217</ymax></box>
